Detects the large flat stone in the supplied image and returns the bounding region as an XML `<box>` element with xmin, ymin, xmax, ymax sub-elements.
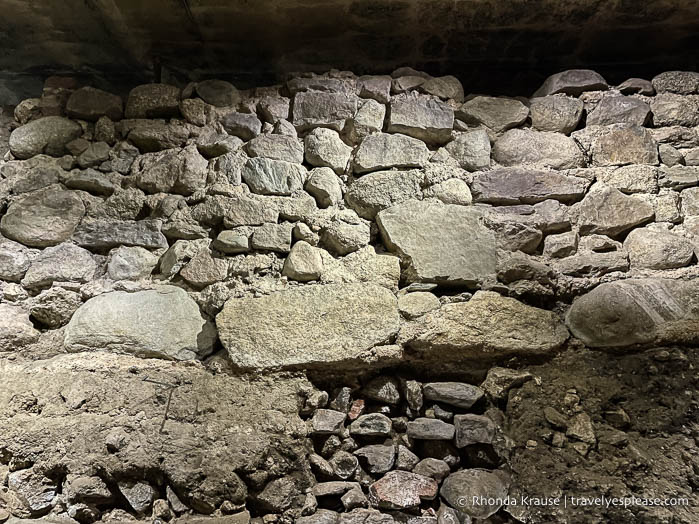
<box><xmin>353</xmin><ymin>133</ymin><xmax>429</xmax><ymax>174</ymax></box>
<box><xmin>471</xmin><ymin>168</ymin><xmax>590</xmax><ymax>205</ymax></box>
<box><xmin>399</xmin><ymin>291</ymin><xmax>569</xmax><ymax>360</ymax></box>
<box><xmin>376</xmin><ymin>200</ymin><xmax>497</xmax><ymax>286</ymax></box>
<box><xmin>387</xmin><ymin>93</ymin><xmax>454</xmax><ymax>145</ymax></box>
<box><xmin>566</xmin><ymin>279</ymin><xmax>699</xmax><ymax>348</ymax></box>
<box><xmin>65</xmin><ymin>286</ymin><xmax>216</xmax><ymax>360</ymax></box>
<box><xmin>493</xmin><ymin>129</ymin><xmax>584</xmax><ymax>170</ymax></box>
<box><xmin>576</xmin><ymin>184</ymin><xmax>654</xmax><ymax>237</ymax></box>
<box><xmin>9</xmin><ymin>116</ymin><xmax>82</xmax><ymax>159</ymax></box>
<box><xmin>216</xmin><ymin>283</ymin><xmax>400</xmax><ymax>370</ymax></box>
<box><xmin>572</xmin><ymin>124</ymin><xmax>658</xmax><ymax>167</ymax></box>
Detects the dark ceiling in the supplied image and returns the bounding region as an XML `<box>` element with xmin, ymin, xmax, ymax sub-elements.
<box><xmin>0</xmin><ymin>0</ymin><xmax>698</xmax><ymax>103</ymax></box>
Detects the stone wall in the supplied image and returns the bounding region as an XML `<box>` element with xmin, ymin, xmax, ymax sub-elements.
<box><xmin>0</xmin><ymin>68</ymin><xmax>698</xmax><ymax>523</ymax></box>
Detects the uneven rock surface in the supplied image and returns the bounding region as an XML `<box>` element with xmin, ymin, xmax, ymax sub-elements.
<box><xmin>1</xmin><ymin>68</ymin><xmax>698</xmax><ymax>524</ymax></box>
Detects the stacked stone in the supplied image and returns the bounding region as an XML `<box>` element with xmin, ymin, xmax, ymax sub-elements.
<box><xmin>296</xmin><ymin>372</ymin><xmax>526</xmax><ymax>523</ymax></box>
<box><xmin>1</xmin><ymin>67</ymin><xmax>699</xmax><ymax>523</ymax></box>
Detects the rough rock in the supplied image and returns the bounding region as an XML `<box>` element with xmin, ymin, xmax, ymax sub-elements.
<box><xmin>65</xmin><ymin>286</ymin><xmax>217</xmax><ymax>360</ymax></box>
<box><xmin>283</xmin><ymin>241</ymin><xmax>324</xmax><ymax>281</ymax></box>
<box><xmin>107</xmin><ymin>246</ymin><xmax>159</xmax><ymax>280</ymax></box>
<box><xmin>0</xmin><ymin>304</ymin><xmax>40</xmax><ymax>352</ymax></box>
<box><xmin>400</xmin><ymin>291</ymin><xmax>569</xmax><ymax>361</ymax></box>
<box><xmin>424</xmin><ymin>178</ymin><xmax>472</xmax><ymax>205</ymax></box>
<box><xmin>594</xmin><ymin>164</ymin><xmax>659</xmax><ymax>194</ymax></box>
<box><xmin>222</xmin><ymin>111</ymin><xmax>263</xmax><ymax>141</ymax></box>
<box><xmin>406</xmin><ymin>418</ymin><xmax>455</xmax><ymax>440</ymax></box>
<box><xmin>472</xmin><ymin>168</ymin><xmax>589</xmax><ymax>205</ymax></box>
<box><xmin>9</xmin><ymin>116</ymin><xmax>82</xmax><ymax>159</ymax></box>
<box><xmin>346</xmin><ymin>170</ymin><xmax>422</xmax><ymax>219</ymax></box>
<box><xmin>312</xmin><ymin>409</ymin><xmax>347</xmax><ymax>435</ymax></box>
<box><xmin>377</xmin><ymin>200</ymin><xmax>497</xmax><ymax>286</ymax></box>
<box><xmin>444</xmin><ymin>129</ymin><xmax>491</xmax><ymax>171</ymax></box>
<box><xmin>245</xmin><ymin>134</ymin><xmax>304</xmax><ymax>164</ymax></box>
<box><xmin>72</xmin><ymin>219</ymin><xmax>168</xmax><ymax>250</ymax></box>
<box><xmin>387</xmin><ymin>93</ymin><xmax>454</xmax><ymax>145</ymax></box>
<box><xmin>533</xmin><ymin>69</ymin><xmax>608</xmax><ymax>97</ymax></box>
<box><xmin>566</xmin><ymin>278</ymin><xmax>699</xmax><ymax>348</ymax></box>
<box><xmin>241</xmin><ymin>157</ymin><xmax>306</xmax><ymax>195</ymax></box>
<box><xmin>398</xmin><ymin>292</ymin><xmax>440</xmax><ymax>320</ymax></box>
<box><xmin>292</xmin><ymin>91</ymin><xmax>358</xmax><ymax>132</ymax></box>
<box><xmin>346</xmin><ymin>99</ymin><xmax>386</xmax><ymax>142</ymax></box>
<box><xmin>618</xmin><ymin>77</ymin><xmax>654</xmax><ymax>95</ymax></box>
<box><xmin>125</xmin><ymin>83</ymin><xmax>181</xmax><ymax>118</ymax></box>
<box><xmin>624</xmin><ymin>227</ymin><xmax>695</xmax><ymax>269</ymax></box>
<box><xmin>349</xmin><ymin>414</ymin><xmax>393</xmax><ymax>437</ymax></box>
<box><xmin>423</xmin><ymin>383</ymin><xmax>484</xmax><ymax>409</ymax></box>
<box><xmin>651</xmin><ymin>71</ymin><xmax>699</xmax><ymax>94</ymax></box>
<box><xmin>587</xmin><ymin>95</ymin><xmax>650</xmax><ymax>126</ymax></box>
<box><xmin>132</xmin><ymin>145</ymin><xmax>208</xmax><ymax>195</ymax></box>
<box><xmin>576</xmin><ymin>184</ymin><xmax>654</xmax><ymax>237</ymax></box>
<box><xmin>529</xmin><ymin>95</ymin><xmax>583</xmax><ymax>134</ymax></box>
<box><xmin>6</xmin><ymin>469</ymin><xmax>58</xmax><ymax>516</ymax></box>
<box><xmin>368</xmin><ymin>471</ymin><xmax>438</xmax><ymax>510</ymax></box>
<box><xmin>320</xmin><ymin>214</ymin><xmax>371</xmax><ymax>256</ymax></box>
<box><xmin>66</xmin><ymin>87</ymin><xmax>123</xmax><ymax>121</ymax></box>
<box><xmin>420</xmin><ymin>76</ymin><xmax>464</xmax><ymax>102</ymax></box>
<box><xmin>22</xmin><ymin>242</ymin><xmax>96</xmax><ymax>289</ymax></box>
<box><xmin>0</xmin><ymin>236</ymin><xmax>35</xmax><ymax>282</ymax></box>
<box><xmin>306</xmin><ymin>167</ymin><xmax>344</xmax><ymax>208</ymax></box>
<box><xmin>195</xmin><ymin>79</ymin><xmax>240</xmax><ymax>107</ymax></box>
<box><xmin>457</xmin><ymin>96</ymin><xmax>528</xmax><ymax>132</ymax></box>
<box><xmin>29</xmin><ymin>287</ymin><xmax>82</xmax><ymax>328</ymax></box>
<box><xmin>440</xmin><ymin>469</ymin><xmax>510</xmax><ymax>519</ymax></box>
<box><xmin>216</xmin><ymin>283</ymin><xmax>400</xmax><ymax>370</ymax></box>
<box><xmin>305</xmin><ymin>128</ymin><xmax>353</xmax><ymax>174</ymax></box>
<box><xmin>453</xmin><ymin>414</ymin><xmax>497</xmax><ymax>447</ymax></box>
<box><xmin>650</xmin><ymin>93</ymin><xmax>699</xmax><ymax>127</ymax></box>
<box><xmin>493</xmin><ymin>129</ymin><xmax>584</xmax><ymax>169</ymax></box>
<box><xmin>357</xmin><ymin>75</ymin><xmax>392</xmax><ymax>103</ymax></box>
<box><xmin>572</xmin><ymin>124</ymin><xmax>659</xmax><ymax>167</ymax></box>
<box><xmin>354</xmin><ymin>445</ymin><xmax>396</xmax><ymax>475</ymax></box>
<box><xmin>480</xmin><ymin>367</ymin><xmax>533</xmax><ymax>401</ymax></box>
<box><xmin>180</xmin><ymin>249</ymin><xmax>229</xmax><ymax>287</ymax></box>
<box><xmin>1</xmin><ymin>186</ymin><xmax>85</xmax><ymax>248</ymax></box>
<box><xmin>353</xmin><ymin>133</ymin><xmax>430</xmax><ymax>174</ymax></box>
<box><xmin>118</xmin><ymin>481</ymin><xmax>155</xmax><ymax>515</ymax></box>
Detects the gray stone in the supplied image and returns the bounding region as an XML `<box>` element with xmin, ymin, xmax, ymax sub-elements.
<box><xmin>222</xmin><ymin>111</ymin><xmax>262</xmax><ymax>141</ymax></box>
<box><xmin>421</xmin><ymin>76</ymin><xmax>464</xmax><ymax>102</ymax></box>
<box><xmin>480</xmin><ymin>367</ymin><xmax>533</xmax><ymax>401</ymax></box>
<box><xmin>682</xmin><ymin>186</ymin><xmax>699</xmax><ymax>215</ymax></box>
<box><xmin>65</xmin><ymin>286</ymin><xmax>216</xmax><ymax>359</ymax></box>
<box><xmin>126</xmin><ymin>120</ymin><xmax>190</xmax><ymax>152</ymax></box>
<box><xmin>400</xmin><ymin>291</ymin><xmax>569</xmax><ymax>361</ymax></box>
<box><xmin>258</xmin><ymin>96</ymin><xmax>291</xmax><ymax>124</ymax></box>
<box><xmin>587</xmin><ymin>95</ymin><xmax>651</xmax><ymax>126</ymax></box>
<box><xmin>529</xmin><ymin>95</ymin><xmax>583</xmax><ymax>134</ymax></box>
<box><xmin>453</xmin><ymin>414</ymin><xmax>497</xmax><ymax>447</ymax></box>
<box><xmin>595</xmin><ymin>164</ymin><xmax>659</xmax><ymax>194</ymax></box>
<box><xmin>283</xmin><ymin>241</ymin><xmax>324</xmax><ymax>281</ymax></box>
<box><xmin>132</xmin><ymin>145</ymin><xmax>208</xmax><ymax>195</ymax></box>
<box><xmin>346</xmin><ymin>99</ymin><xmax>386</xmax><ymax>142</ymax></box>
<box><xmin>624</xmin><ymin>227</ymin><xmax>695</xmax><ymax>269</ymax></box>
<box><xmin>7</xmin><ymin>469</ymin><xmax>58</xmax><ymax>516</ymax></box>
<box><xmin>650</xmin><ymin>93</ymin><xmax>699</xmax><ymax>127</ymax></box>
<box><xmin>0</xmin><ymin>304</ymin><xmax>40</xmax><ymax>352</ymax></box>
<box><xmin>340</xmin><ymin>509</ymin><xmax>394</xmax><ymax>524</ymax></box>
<box><xmin>118</xmin><ymin>481</ymin><xmax>155</xmax><ymax>515</ymax></box>
<box><xmin>368</xmin><ymin>470</ymin><xmax>438</xmax><ymax>510</ymax></box>
<box><xmin>66</xmin><ymin>167</ymin><xmax>117</xmax><ymax>194</ymax></box>
<box><xmin>212</xmin><ymin>149</ymin><xmax>248</xmax><ymax>185</ymax></box>
<box><xmin>292</xmin><ymin>91</ymin><xmax>358</xmax><ymax>132</ymax></box>
<box><xmin>398</xmin><ymin>292</ymin><xmax>440</xmax><ymax>320</ymax></box>
<box><xmin>306</xmin><ymin>167</ymin><xmax>344</xmax><ymax>208</ymax></box>
<box><xmin>363</xmin><ymin>376</ymin><xmax>401</xmax><ymax>405</ymax></box>
<box><xmin>216</xmin><ymin>283</ymin><xmax>400</xmax><ymax>370</ymax></box>
<box><xmin>299</xmin><ymin>510</ymin><xmax>341</xmax><ymax>524</ymax></box>
<box><xmin>330</xmin><ymin>451</ymin><xmax>359</xmax><ymax>480</ymax></box>
<box><xmin>312</xmin><ymin>409</ymin><xmax>347</xmax><ymax>435</ymax></box>
<box><xmin>1</xmin><ymin>186</ymin><xmax>85</xmax><ymax>248</ymax></box>
<box><xmin>106</xmin><ymin>246</ymin><xmax>159</xmax><ymax>280</ymax></box>
<box><xmin>440</xmin><ymin>469</ymin><xmax>510</xmax><ymax>520</ymax></box>
<box><xmin>197</xmin><ymin>129</ymin><xmax>242</xmax><ymax>158</ymax></box>
<box><xmin>241</xmin><ymin>157</ymin><xmax>306</xmax><ymax>195</ymax></box>
<box><xmin>245</xmin><ymin>134</ymin><xmax>304</xmax><ymax>163</ymax></box>
<box><xmin>576</xmin><ymin>184</ymin><xmax>654</xmax><ymax>237</ymax></box>
<box><xmin>354</xmin><ymin>445</ymin><xmax>395</xmax><ymax>475</ymax></box>
<box><xmin>387</xmin><ymin>93</ymin><xmax>454</xmax><ymax>145</ymax></box>
<box><xmin>0</xmin><ymin>236</ymin><xmax>35</xmax><ymax>282</ymax></box>
<box><xmin>377</xmin><ymin>200</ymin><xmax>497</xmax><ymax>286</ymax></box>
<box><xmin>251</xmin><ymin>222</ymin><xmax>293</xmax><ymax>253</ymax></box>
<box><xmin>554</xmin><ymin>250</ymin><xmax>629</xmax><ymax>277</ymax></box>
<box><xmin>66</xmin><ymin>86</ymin><xmax>123</xmax><ymax>121</ymax></box>
<box><xmin>572</xmin><ymin>124</ymin><xmax>658</xmax><ymax>166</ymax></box>
<box><xmin>566</xmin><ymin>278</ymin><xmax>699</xmax><ymax>348</ymax></box>
<box><xmin>533</xmin><ymin>69</ymin><xmax>608</xmax><ymax>97</ymax></box>
<box><xmin>63</xmin><ymin>475</ymin><xmax>112</xmax><ymax>504</ymax></box>
<box><xmin>424</xmin><ymin>178</ymin><xmax>472</xmax><ymax>206</ymax></box>
<box><xmin>406</xmin><ymin>418</ymin><xmax>455</xmax><ymax>440</ymax></box>
<box><xmin>472</xmin><ymin>168</ymin><xmax>589</xmax><ymax>205</ymax></box>
<box><xmin>30</xmin><ymin>287</ymin><xmax>82</xmax><ymax>328</ymax></box>
<box><xmin>195</xmin><ymin>79</ymin><xmax>240</xmax><ymax>107</ymax></box>
<box><xmin>73</xmin><ymin>219</ymin><xmax>168</xmax><ymax>250</ymax></box>
<box><xmin>341</xmin><ymin>487</ymin><xmax>368</xmax><ymax>511</ymax></box>
<box><xmin>543</xmin><ymin>230</ymin><xmax>578</xmax><ymax>258</ymax></box>
<box><xmin>213</xmin><ymin>229</ymin><xmax>251</xmax><ymax>254</ymax></box>
<box><xmin>445</xmin><ymin>129</ymin><xmax>491</xmax><ymax>171</ymax></box>
<box><xmin>349</xmin><ymin>413</ymin><xmax>393</xmax><ymax>437</ymax></box>
<box><xmin>659</xmin><ymin>165</ymin><xmax>699</xmax><ymax>190</ymax></box>
<box><xmin>9</xmin><ymin>116</ymin><xmax>82</xmax><ymax>159</ymax></box>
<box><xmin>193</xmin><ymin>194</ymin><xmax>279</xmax><ymax>227</ymax></box>
<box><xmin>125</xmin><ymin>83</ymin><xmax>180</xmax><ymax>118</ymax></box>
<box><xmin>357</xmin><ymin>75</ymin><xmax>392</xmax><ymax>103</ymax></box>
<box><xmin>305</xmin><ymin>128</ymin><xmax>353</xmax><ymax>174</ymax></box>
<box><xmin>423</xmin><ymin>383</ymin><xmax>484</xmax><ymax>409</ymax></box>
<box><xmin>493</xmin><ymin>129</ymin><xmax>584</xmax><ymax>169</ymax></box>
<box><xmin>180</xmin><ymin>249</ymin><xmax>229</xmax><ymax>288</ymax></box>
<box><xmin>22</xmin><ymin>242</ymin><xmax>96</xmax><ymax>289</ymax></box>
<box><xmin>353</xmin><ymin>133</ymin><xmax>430</xmax><ymax>174</ymax></box>
<box><xmin>321</xmin><ymin>215</ymin><xmax>371</xmax><ymax>256</ymax></box>
<box><xmin>346</xmin><ymin>170</ymin><xmax>422</xmax><ymax>220</ymax></box>
<box><xmin>651</xmin><ymin>71</ymin><xmax>699</xmax><ymax>94</ymax></box>
<box><xmin>412</xmin><ymin>458</ymin><xmax>450</xmax><ymax>482</ymax></box>
<box><xmin>457</xmin><ymin>96</ymin><xmax>528</xmax><ymax>133</ymax></box>
<box><xmin>396</xmin><ymin>445</ymin><xmax>420</xmax><ymax>471</ymax></box>
<box><xmin>618</xmin><ymin>77</ymin><xmax>655</xmax><ymax>95</ymax></box>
